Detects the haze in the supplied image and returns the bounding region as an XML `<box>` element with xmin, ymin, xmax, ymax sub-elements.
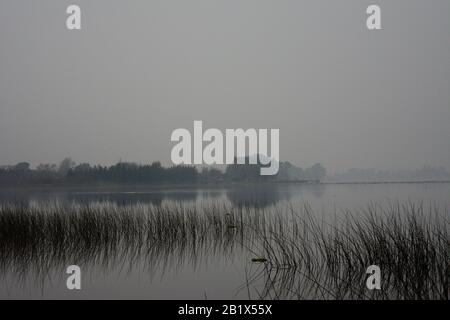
<box><xmin>0</xmin><ymin>0</ymin><xmax>449</xmax><ymax>174</ymax></box>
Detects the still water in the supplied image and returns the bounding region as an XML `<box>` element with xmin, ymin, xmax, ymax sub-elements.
<box><xmin>0</xmin><ymin>182</ymin><xmax>449</xmax><ymax>299</ymax></box>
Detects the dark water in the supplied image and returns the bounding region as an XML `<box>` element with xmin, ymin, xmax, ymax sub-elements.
<box><xmin>0</xmin><ymin>182</ymin><xmax>449</xmax><ymax>299</ymax></box>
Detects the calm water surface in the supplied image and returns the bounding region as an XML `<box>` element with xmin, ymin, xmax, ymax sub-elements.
<box><xmin>0</xmin><ymin>182</ymin><xmax>449</xmax><ymax>299</ymax></box>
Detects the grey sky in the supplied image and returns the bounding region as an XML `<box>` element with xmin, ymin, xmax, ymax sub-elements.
<box><xmin>0</xmin><ymin>0</ymin><xmax>449</xmax><ymax>174</ymax></box>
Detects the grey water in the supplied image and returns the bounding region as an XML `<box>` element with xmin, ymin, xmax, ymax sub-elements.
<box><xmin>0</xmin><ymin>182</ymin><xmax>449</xmax><ymax>299</ymax></box>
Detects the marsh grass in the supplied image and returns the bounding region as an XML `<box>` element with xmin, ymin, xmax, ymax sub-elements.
<box><xmin>0</xmin><ymin>202</ymin><xmax>248</xmax><ymax>282</ymax></box>
<box><xmin>244</xmin><ymin>203</ymin><xmax>449</xmax><ymax>299</ymax></box>
<box><xmin>0</xmin><ymin>201</ymin><xmax>448</xmax><ymax>299</ymax></box>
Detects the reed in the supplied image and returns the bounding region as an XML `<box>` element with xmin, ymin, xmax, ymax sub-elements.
<box><xmin>0</xmin><ymin>201</ymin><xmax>447</xmax><ymax>299</ymax></box>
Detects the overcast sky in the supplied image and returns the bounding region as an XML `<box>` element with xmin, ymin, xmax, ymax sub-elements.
<box><xmin>0</xmin><ymin>0</ymin><xmax>449</xmax><ymax>174</ymax></box>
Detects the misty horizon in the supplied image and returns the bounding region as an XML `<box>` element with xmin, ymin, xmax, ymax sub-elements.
<box><xmin>1</xmin><ymin>0</ymin><xmax>449</xmax><ymax>174</ymax></box>
<box><xmin>2</xmin><ymin>157</ymin><xmax>450</xmax><ymax>182</ymax></box>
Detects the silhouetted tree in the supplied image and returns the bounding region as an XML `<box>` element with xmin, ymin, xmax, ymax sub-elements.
<box><xmin>58</xmin><ymin>158</ymin><xmax>76</xmax><ymax>177</ymax></box>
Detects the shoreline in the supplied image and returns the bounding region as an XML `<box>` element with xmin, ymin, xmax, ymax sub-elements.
<box><xmin>0</xmin><ymin>179</ymin><xmax>449</xmax><ymax>193</ymax></box>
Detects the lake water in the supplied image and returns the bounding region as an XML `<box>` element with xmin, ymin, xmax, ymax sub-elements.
<box><xmin>0</xmin><ymin>182</ymin><xmax>449</xmax><ymax>299</ymax></box>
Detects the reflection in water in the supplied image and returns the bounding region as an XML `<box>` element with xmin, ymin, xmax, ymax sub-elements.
<box><xmin>65</xmin><ymin>190</ymin><xmax>200</xmax><ymax>206</ymax></box>
<box><xmin>0</xmin><ymin>203</ymin><xmax>255</xmax><ymax>300</ymax></box>
<box><xmin>226</xmin><ymin>184</ymin><xmax>325</xmax><ymax>208</ymax></box>
<box><xmin>0</xmin><ymin>183</ymin><xmax>449</xmax><ymax>299</ymax></box>
<box><xmin>226</xmin><ymin>184</ymin><xmax>289</xmax><ymax>208</ymax></box>
<box><xmin>0</xmin><ymin>203</ymin><xmax>247</xmax><ymax>282</ymax></box>
<box><xmin>0</xmin><ymin>184</ymin><xmax>328</xmax><ymax>209</ymax></box>
<box><xmin>0</xmin><ymin>201</ymin><xmax>448</xmax><ymax>300</ymax></box>
<box><xmin>0</xmin><ymin>188</ymin><xmax>199</xmax><ymax>207</ymax></box>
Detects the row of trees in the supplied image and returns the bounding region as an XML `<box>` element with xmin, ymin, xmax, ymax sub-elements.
<box><xmin>0</xmin><ymin>159</ymin><xmax>198</xmax><ymax>186</ymax></box>
<box><xmin>0</xmin><ymin>157</ymin><xmax>327</xmax><ymax>186</ymax></box>
<box><xmin>67</xmin><ymin>161</ymin><xmax>197</xmax><ymax>184</ymax></box>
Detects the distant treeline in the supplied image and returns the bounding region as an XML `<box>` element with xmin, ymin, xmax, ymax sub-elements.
<box><xmin>0</xmin><ymin>158</ymin><xmax>326</xmax><ymax>187</ymax></box>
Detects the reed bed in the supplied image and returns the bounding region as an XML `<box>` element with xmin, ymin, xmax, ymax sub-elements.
<box><xmin>0</xmin><ymin>201</ymin><xmax>448</xmax><ymax>299</ymax></box>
